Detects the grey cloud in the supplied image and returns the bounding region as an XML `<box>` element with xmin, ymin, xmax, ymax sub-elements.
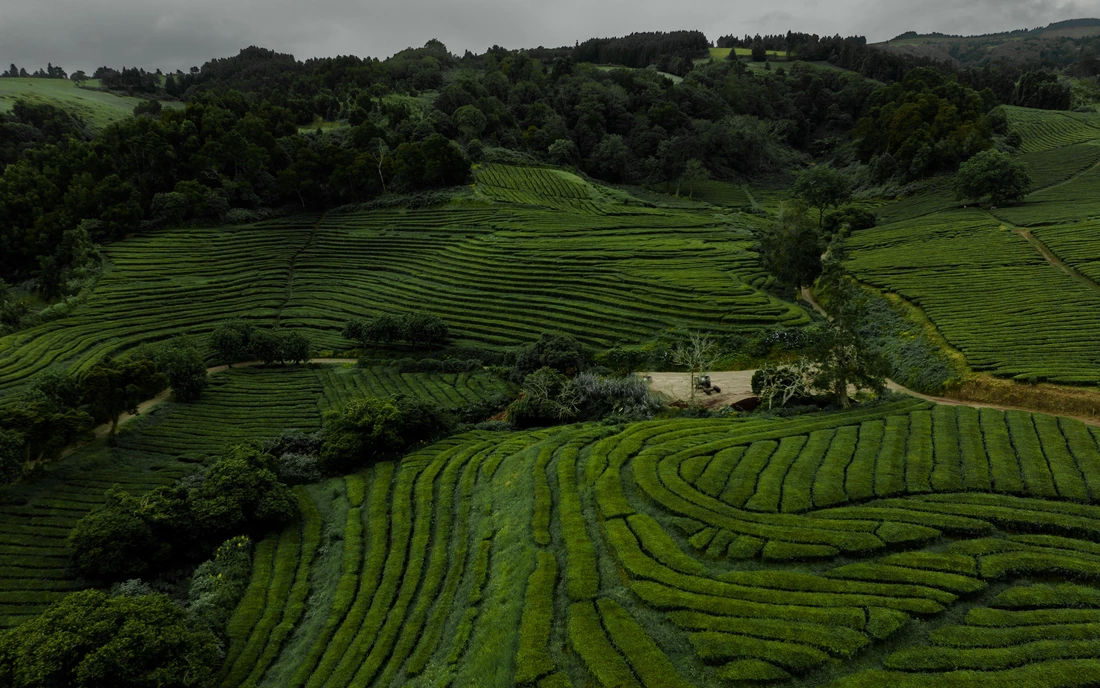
<box><xmin>1</xmin><ymin>0</ymin><xmax>1097</xmax><ymax>73</ymax></box>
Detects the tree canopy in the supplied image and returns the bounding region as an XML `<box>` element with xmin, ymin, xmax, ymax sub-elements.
<box><xmin>954</xmin><ymin>148</ymin><xmax>1033</xmax><ymax>205</ymax></box>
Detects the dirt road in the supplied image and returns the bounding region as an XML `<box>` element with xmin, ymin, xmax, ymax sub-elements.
<box><xmin>642</xmin><ymin>371</ymin><xmax>757</xmax><ymax>407</ymax></box>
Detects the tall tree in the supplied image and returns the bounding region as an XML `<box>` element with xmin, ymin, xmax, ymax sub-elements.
<box><xmin>79</xmin><ymin>359</ymin><xmax>166</xmax><ymax>435</ymax></box>
<box><xmin>792</xmin><ymin>165</ymin><xmax>852</xmax><ymax>227</ymax></box>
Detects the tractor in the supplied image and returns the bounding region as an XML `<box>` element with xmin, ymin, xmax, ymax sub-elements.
<box><xmin>695</xmin><ymin>375</ymin><xmax>721</xmax><ymax>395</ymax></box>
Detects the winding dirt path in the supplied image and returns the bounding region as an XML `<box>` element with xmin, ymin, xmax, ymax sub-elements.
<box><xmin>799</xmin><ymin>286</ymin><xmax>1100</xmax><ymax>426</ymax></box>
<box><xmin>1013</xmin><ymin>225</ymin><xmax>1100</xmax><ymax>295</ymax></box>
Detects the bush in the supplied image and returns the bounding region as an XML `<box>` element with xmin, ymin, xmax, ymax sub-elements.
<box><xmin>68</xmin><ymin>487</ymin><xmax>167</xmax><ymax>582</ymax></box>
<box><xmin>508</xmin><ymin>368</ymin><xmax>663</xmax><ymax>428</ymax></box>
<box><xmin>188</xmin><ymin>536</ymin><xmax>254</xmax><ymax>634</ymax></box>
<box><xmin>319</xmin><ymin>397</ymin><xmax>404</xmax><ymax>472</ymax></box>
<box><xmin>823</xmin><ymin>205</ymin><xmax>876</xmax><ymax>234</ymax></box>
<box><xmin>69</xmin><ymin>446</ymin><xmax>296</xmax><ymax>584</ymax></box>
<box><xmin>0</xmin><ymin>589</ymin><xmax>223</xmax><ymax>688</ymax></box>
<box><xmin>273</xmin><ymin>453</ymin><xmax>322</xmax><ymax>485</ymax></box>
<box><xmin>513</xmin><ymin>332</ymin><xmax>586</xmax><ymax>381</ymax></box>
<box><xmin>187</xmin><ymin>445</ymin><xmax>297</xmax><ymax>537</ymax></box>
<box><xmin>318</xmin><ymin>395</ymin><xmax>451</xmax><ymax>472</ymax></box>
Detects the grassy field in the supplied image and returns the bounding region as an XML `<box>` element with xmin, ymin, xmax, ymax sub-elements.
<box><xmin>0</xmin><ymin>78</ymin><xmax>181</xmax><ymax>130</ymax></box>
<box><xmin>846</xmin><ymin>105</ymin><xmax>1100</xmax><ymax>385</ymax></box>
<box><xmin>709</xmin><ymin>47</ymin><xmax>789</xmax><ymax>60</ymax></box>
<box><xmin>188</xmin><ymin>396</ymin><xmax>1100</xmax><ymax>686</ymax></box>
<box><xmin>0</xmin><ymin>364</ymin><xmax>514</xmax><ymax>629</ymax></box>
<box><xmin>0</xmin><ymin>165</ymin><xmax>806</xmax><ymax>399</ymax></box>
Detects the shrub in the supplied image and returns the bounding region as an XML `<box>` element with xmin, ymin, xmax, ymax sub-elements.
<box><xmin>319</xmin><ymin>397</ymin><xmax>404</xmax><ymax>472</ymax></box>
<box><xmin>824</xmin><ymin>205</ymin><xmax>876</xmax><ymax>234</ymax></box>
<box><xmin>0</xmin><ymin>589</ymin><xmax>223</xmax><ymax>688</ymax></box>
<box><xmin>273</xmin><ymin>452</ymin><xmax>322</xmax><ymax>485</ymax></box>
<box><xmin>513</xmin><ymin>333</ymin><xmax>586</xmax><ymax>381</ymax></box>
<box><xmin>210</xmin><ymin>318</ymin><xmax>253</xmax><ymax>366</ymax></box>
<box><xmin>187</xmin><ymin>445</ymin><xmax>297</xmax><ymax>537</ymax></box>
<box><xmin>188</xmin><ymin>535</ymin><xmax>254</xmax><ymax>634</ymax></box>
<box><xmin>69</xmin><ymin>446</ymin><xmax>295</xmax><ymax>584</ymax></box>
<box><xmin>68</xmin><ymin>487</ymin><xmax>167</xmax><ymax>582</ymax></box>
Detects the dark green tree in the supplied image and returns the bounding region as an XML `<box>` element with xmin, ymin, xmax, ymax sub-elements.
<box><xmin>0</xmin><ymin>589</ymin><xmax>222</xmax><ymax>688</ymax></box>
<box><xmin>755</xmin><ymin>202</ymin><xmax>824</xmax><ymax>289</ymax></box>
<box><xmin>954</xmin><ymin>149</ymin><xmax>1033</xmax><ymax>205</ymax></box>
<box><xmin>792</xmin><ymin>165</ymin><xmax>852</xmax><ymax>228</ymax></box>
<box><xmin>210</xmin><ymin>319</ymin><xmax>253</xmax><ymax>367</ymax></box>
<box><xmin>79</xmin><ymin>358</ymin><xmax>166</xmax><ymax>435</ymax></box>
<box><xmin>154</xmin><ymin>340</ymin><xmax>208</xmax><ymax>402</ymax></box>
<box><xmin>513</xmin><ymin>332</ymin><xmax>586</xmax><ymax>381</ymax></box>
<box><xmin>68</xmin><ymin>486</ymin><xmax>165</xmax><ymax>581</ymax></box>
<box><xmin>319</xmin><ymin>397</ymin><xmax>404</xmax><ymax>472</ymax></box>
<box><xmin>402</xmin><ymin>311</ymin><xmax>449</xmax><ymax>348</ymax></box>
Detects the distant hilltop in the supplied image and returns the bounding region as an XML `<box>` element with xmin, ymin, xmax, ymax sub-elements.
<box><xmin>883</xmin><ymin>17</ymin><xmax>1100</xmax><ymax>44</ymax></box>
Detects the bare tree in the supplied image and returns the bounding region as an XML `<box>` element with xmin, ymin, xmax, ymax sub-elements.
<box><xmin>375</xmin><ymin>139</ymin><xmax>390</xmax><ymax>195</ymax></box>
<box><xmin>671</xmin><ymin>333</ymin><xmax>720</xmax><ymax>400</ymax></box>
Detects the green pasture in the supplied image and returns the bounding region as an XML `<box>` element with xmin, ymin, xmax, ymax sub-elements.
<box><xmin>0</xmin><ymin>78</ymin><xmax>181</xmax><ymax>130</ymax></box>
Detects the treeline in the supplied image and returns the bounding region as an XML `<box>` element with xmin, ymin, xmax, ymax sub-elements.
<box><xmin>0</xmin><ymin>85</ymin><xmax>471</xmax><ymax>281</ymax></box>
<box><xmin>572</xmin><ymin>31</ymin><xmax>710</xmax><ymax>68</ymax></box>
<box><xmin>2</xmin><ymin>63</ymin><xmax>67</xmax><ymax>79</ymax></box>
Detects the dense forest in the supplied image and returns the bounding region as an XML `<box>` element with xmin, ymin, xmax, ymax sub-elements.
<box><xmin>0</xmin><ymin>28</ymin><xmax>1087</xmax><ymax>292</ymax></box>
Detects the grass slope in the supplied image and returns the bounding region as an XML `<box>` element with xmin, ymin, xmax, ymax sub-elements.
<box><xmin>0</xmin><ymin>78</ymin><xmax>182</xmax><ymax>130</ymax></box>
<box><xmin>847</xmin><ymin>105</ymin><xmax>1100</xmax><ymax>385</ymax></box>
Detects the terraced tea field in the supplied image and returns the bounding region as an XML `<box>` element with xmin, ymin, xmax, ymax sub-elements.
<box><xmin>204</xmin><ymin>397</ymin><xmax>1100</xmax><ymax>687</ymax></box>
<box><xmin>0</xmin><ymin>168</ymin><xmax>805</xmax><ymax>398</ymax></box>
<box><xmin>847</xmin><ymin>210</ymin><xmax>1100</xmax><ymax>384</ymax></box>
<box><xmin>0</xmin><ymin>365</ymin><xmax>513</xmax><ymax>627</ymax></box>
<box><xmin>847</xmin><ymin>105</ymin><xmax>1100</xmax><ymax>385</ymax></box>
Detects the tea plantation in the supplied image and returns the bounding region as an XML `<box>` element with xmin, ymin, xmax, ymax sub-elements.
<box><xmin>0</xmin><ymin>167</ymin><xmax>804</xmax><ymax>399</ymax></box>
<box><xmin>203</xmin><ymin>397</ymin><xmax>1100</xmax><ymax>687</ymax></box>
<box><xmin>845</xmin><ymin>106</ymin><xmax>1100</xmax><ymax>385</ymax></box>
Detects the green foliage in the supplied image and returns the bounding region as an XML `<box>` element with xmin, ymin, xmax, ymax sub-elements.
<box><xmin>824</xmin><ymin>205</ymin><xmax>876</xmax><ymax>235</ymax></box>
<box><xmin>513</xmin><ymin>332</ymin><xmax>586</xmax><ymax>381</ymax></box>
<box><xmin>792</xmin><ymin>165</ymin><xmax>852</xmax><ymax>227</ymax></box>
<box><xmin>210</xmin><ymin>319</ymin><xmax>254</xmax><ymax>367</ymax></box>
<box><xmin>342</xmin><ymin>312</ymin><xmax>447</xmax><ymax>349</ymax></box>
<box><xmin>79</xmin><ymin>357</ymin><xmax>166</xmax><ymax>433</ymax></box>
<box><xmin>755</xmin><ymin>202</ymin><xmax>823</xmax><ymax>288</ymax></box>
<box><xmin>69</xmin><ymin>445</ymin><xmax>295</xmax><ymax>584</ymax></box>
<box><xmin>68</xmin><ymin>486</ymin><xmax>166</xmax><ymax>581</ymax></box>
<box><xmin>0</xmin><ymin>589</ymin><xmax>222</xmax><ymax>688</ymax></box>
<box><xmin>856</xmin><ymin>67</ymin><xmax>994</xmax><ymax>180</ymax></box>
<box><xmin>144</xmin><ymin>338</ymin><xmax>209</xmax><ymax>402</ymax></box>
<box><xmin>188</xmin><ymin>536</ymin><xmax>254</xmax><ymax>634</ymax></box>
<box><xmin>954</xmin><ymin>148</ymin><xmax>1033</xmax><ymax>205</ymax></box>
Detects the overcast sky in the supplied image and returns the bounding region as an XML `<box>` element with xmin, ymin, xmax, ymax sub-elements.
<box><xmin>2</xmin><ymin>0</ymin><xmax>1097</xmax><ymax>73</ymax></box>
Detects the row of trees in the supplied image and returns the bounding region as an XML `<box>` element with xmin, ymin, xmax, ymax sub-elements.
<box><xmin>2</xmin><ymin>63</ymin><xmax>67</xmax><ymax>79</ymax></box>
<box><xmin>342</xmin><ymin>312</ymin><xmax>449</xmax><ymax>349</ymax></box>
<box><xmin>210</xmin><ymin>319</ymin><xmax>312</xmax><ymax>366</ymax></box>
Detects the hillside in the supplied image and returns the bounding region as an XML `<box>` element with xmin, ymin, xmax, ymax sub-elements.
<box><xmin>845</xmin><ymin>106</ymin><xmax>1100</xmax><ymax>385</ymax></box>
<box><xmin>0</xmin><ymin>78</ymin><xmax>181</xmax><ymax>130</ymax></box>
<box><xmin>0</xmin><ymin>166</ymin><xmax>804</xmax><ymax>400</ymax></box>
<box><xmin>878</xmin><ymin>19</ymin><xmax>1100</xmax><ymax>68</ymax></box>
<box><xmin>10</xmin><ymin>21</ymin><xmax>1100</xmax><ymax>688</ymax></box>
